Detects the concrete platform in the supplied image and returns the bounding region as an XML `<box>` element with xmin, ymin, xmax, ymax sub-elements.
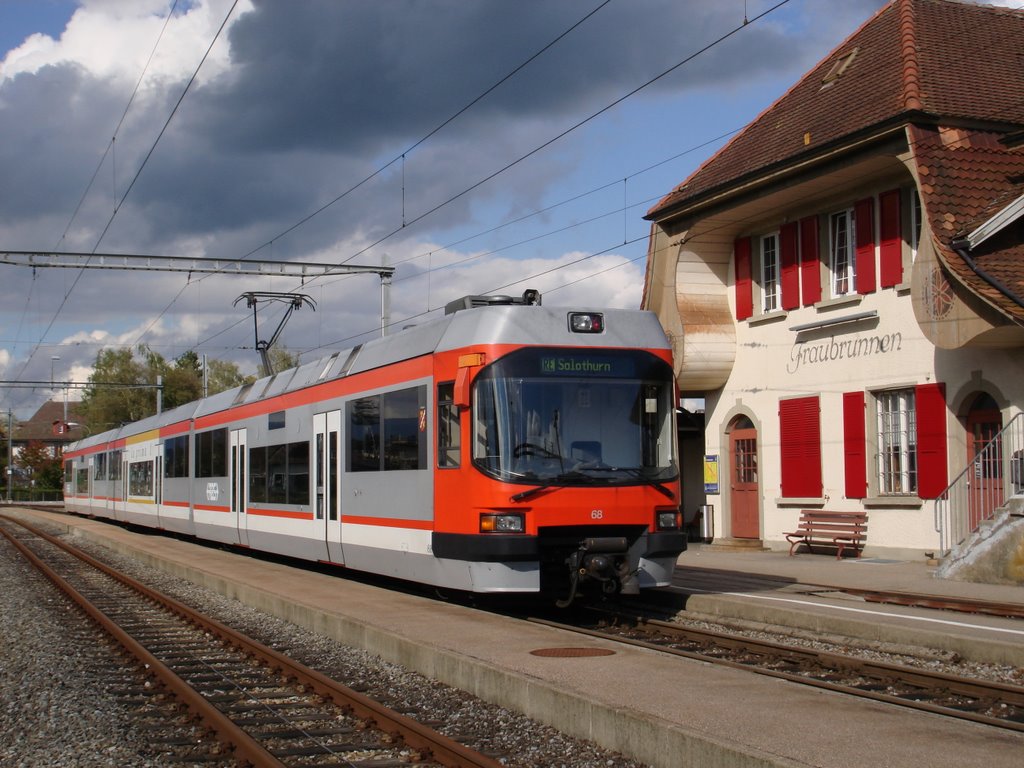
<box><xmin>5</xmin><ymin>507</ymin><xmax>1024</xmax><ymax>768</ymax></box>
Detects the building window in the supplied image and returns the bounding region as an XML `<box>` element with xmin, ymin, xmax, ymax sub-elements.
<box><xmin>779</xmin><ymin>395</ymin><xmax>822</xmax><ymax>498</ymax></box>
<box><xmin>876</xmin><ymin>389</ymin><xmax>917</xmax><ymax>495</ymax></box>
<box><xmin>829</xmin><ymin>208</ymin><xmax>856</xmax><ymax>296</ymax></box>
<box><xmin>760</xmin><ymin>233</ymin><xmax>779</xmax><ymax>313</ymax></box>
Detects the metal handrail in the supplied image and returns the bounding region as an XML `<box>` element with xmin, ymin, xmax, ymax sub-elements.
<box><xmin>934</xmin><ymin>412</ymin><xmax>1024</xmax><ymax>554</ymax></box>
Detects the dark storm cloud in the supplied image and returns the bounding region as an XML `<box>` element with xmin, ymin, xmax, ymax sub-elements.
<box><xmin>201</xmin><ymin>0</ymin><xmax>808</xmax><ymax>155</ymax></box>
<box><xmin>2</xmin><ymin>0</ymin><xmax>887</xmax><ymax>259</ymax></box>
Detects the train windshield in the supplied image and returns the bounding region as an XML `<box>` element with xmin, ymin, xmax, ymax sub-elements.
<box><xmin>472</xmin><ymin>348</ymin><xmax>677</xmax><ymax>485</ymax></box>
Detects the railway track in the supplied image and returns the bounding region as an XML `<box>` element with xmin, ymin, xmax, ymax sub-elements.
<box><xmin>0</xmin><ymin>515</ymin><xmax>504</xmax><ymax>768</ymax></box>
<box><xmin>672</xmin><ymin>565</ymin><xmax>1024</xmax><ymax>620</ymax></box>
<box><xmin>529</xmin><ymin>607</ymin><xmax>1024</xmax><ymax>733</ymax></box>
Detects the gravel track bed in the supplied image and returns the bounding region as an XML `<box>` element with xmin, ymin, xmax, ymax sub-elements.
<box><xmin>2</xmin><ymin>520</ymin><xmax>649</xmax><ymax>768</ymax></box>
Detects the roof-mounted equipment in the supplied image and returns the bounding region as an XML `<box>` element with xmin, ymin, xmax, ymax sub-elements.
<box><xmin>444</xmin><ymin>288</ymin><xmax>541</xmax><ymax>315</ymax></box>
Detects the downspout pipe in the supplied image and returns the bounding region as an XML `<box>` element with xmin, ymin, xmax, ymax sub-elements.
<box><xmin>951</xmin><ymin>239</ymin><xmax>1024</xmax><ymax>318</ymax></box>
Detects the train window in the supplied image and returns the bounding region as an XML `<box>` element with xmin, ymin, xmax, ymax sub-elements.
<box><xmin>266</xmin><ymin>444</ymin><xmax>288</xmax><ymax>503</ymax></box>
<box><xmin>437</xmin><ymin>382</ymin><xmax>460</xmax><ymax>468</ymax></box>
<box><xmin>471</xmin><ymin>348</ymin><xmax>677</xmax><ymax>485</ymax></box>
<box><xmin>347</xmin><ymin>386</ymin><xmax>427</xmax><ymax>472</ymax></box>
<box><xmin>348</xmin><ymin>395</ymin><xmax>381</xmax><ymax>471</ymax></box>
<box><xmin>109</xmin><ymin>450</ymin><xmax>122</xmax><ymax>481</ymax></box>
<box><xmin>76</xmin><ymin>468</ymin><xmax>89</xmax><ymax>494</ymax></box>
<box><xmin>248</xmin><ymin>440</ymin><xmax>310</xmax><ymax>506</ymax></box>
<box><xmin>328</xmin><ymin>432</ymin><xmax>338</xmax><ymax>520</ymax></box>
<box><xmin>269</xmin><ymin>410</ymin><xmax>286</xmax><ymax>430</ymax></box>
<box><xmin>383</xmin><ymin>387</ymin><xmax>426</xmax><ymax>470</ymax></box>
<box><xmin>288</xmin><ymin>441</ymin><xmax>310</xmax><ymax>505</ymax></box>
<box><xmin>128</xmin><ymin>460</ymin><xmax>153</xmax><ymax>496</ymax></box>
<box><xmin>94</xmin><ymin>452</ymin><xmax>107</xmax><ymax>481</ymax></box>
<box><xmin>163</xmin><ymin>435</ymin><xmax>190</xmax><ymax>478</ymax></box>
<box><xmin>195</xmin><ymin>428</ymin><xmax>228</xmax><ymax>477</ymax></box>
<box><xmin>249</xmin><ymin>447</ymin><xmax>267</xmax><ymax>503</ymax></box>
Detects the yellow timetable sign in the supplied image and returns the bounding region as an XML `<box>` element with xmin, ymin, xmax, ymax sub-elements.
<box><xmin>703</xmin><ymin>454</ymin><xmax>719</xmax><ymax>493</ymax></box>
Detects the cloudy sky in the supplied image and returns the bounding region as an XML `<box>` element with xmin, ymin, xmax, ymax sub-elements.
<box><xmin>1</xmin><ymin>0</ymin><xmax>981</xmax><ymax>416</ymax></box>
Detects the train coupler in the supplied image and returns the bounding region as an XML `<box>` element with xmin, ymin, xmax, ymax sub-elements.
<box><xmin>556</xmin><ymin>536</ymin><xmax>635</xmax><ymax>606</ymax></box>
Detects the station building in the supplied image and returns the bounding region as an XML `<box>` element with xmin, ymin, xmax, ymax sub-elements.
<box><xmin>643</xmin><ymin>0</ymin><xmax>1024</xmax><ymax>558</ymax></box>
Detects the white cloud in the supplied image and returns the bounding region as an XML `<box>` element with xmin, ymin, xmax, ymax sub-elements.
<box><xmin>1</xmin><ymin>0</ymin><xmax>250</xmax><ymax>86</ymax></box>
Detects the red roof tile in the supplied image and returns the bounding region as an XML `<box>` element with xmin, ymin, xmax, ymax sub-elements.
<box><xmin>648</xmin><ymin>0</ymin><xmax>1024</xmax><ymax>324</ymax></box>
<box><xmin>649</xmin><ymin>0</ymin><xmax>1024</xmax><ymax>217</ymax></box>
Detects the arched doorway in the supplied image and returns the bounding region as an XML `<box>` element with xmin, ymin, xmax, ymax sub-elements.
<box><xmin>728</xmin><ymin>416</ymin><xmax>760</xmax><ymax>539</ymax></box>
<box><xmin>965</xmin><ymin>393</ymin><xmax>1003</xmax><ymax>529</ymax></box>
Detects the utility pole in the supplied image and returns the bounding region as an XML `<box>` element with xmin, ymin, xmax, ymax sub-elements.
<box><xmin>6</xmin><ymin>409</ymin><xmax>12</xmax><ymax>504</ymax></box>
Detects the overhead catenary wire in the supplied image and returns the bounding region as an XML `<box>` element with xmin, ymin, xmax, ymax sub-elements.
<box><xmin>17</xmin><ymin>0</ymin><xmax>1020</xmax><ymax>396</ymax></box>
<box><xmin>12</xmin><ymin>0</ymin><xmax>241</xmax><ymax>400</ymax></box>
<box><xmin>23</xmin><ymin>0</ymin><xmax>803</xmax><ymax>371</ymax></box>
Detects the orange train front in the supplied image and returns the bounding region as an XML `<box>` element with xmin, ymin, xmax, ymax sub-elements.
<box><xmin>64</xmin><ymin>289</ymin><xmax>686</xmax><ymax>603</ymax></box>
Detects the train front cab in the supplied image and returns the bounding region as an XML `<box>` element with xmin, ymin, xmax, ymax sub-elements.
<box><xmin>431</xmin><ymin>339</ymin><xmax>686</xmax><ymax>601</ymax></box>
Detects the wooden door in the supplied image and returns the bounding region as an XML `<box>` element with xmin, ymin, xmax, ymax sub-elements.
<box><xmin>966</xmin><ymin>401</ymin><xmax>1002</xmax><ymax>529</ymax></box>
<box><xmin>730</xmin><ymin>426</ymin><xmax>760</xmax><ymax>538</ymax></box>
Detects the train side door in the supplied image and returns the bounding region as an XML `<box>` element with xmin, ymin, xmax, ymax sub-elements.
<box><xmin>314</xmin><ymin>410</ymin><xmax>344</xmax><ymax>564</ymax></box>
<box><xmin>154</xmin><ymin>450</ymin><xmax>164</xmax><ymax>526</ymax></box>
<box><xmin>230</xmin><ymin>428</ymin><xmax>249</xmax><ymax>547</ymax></box>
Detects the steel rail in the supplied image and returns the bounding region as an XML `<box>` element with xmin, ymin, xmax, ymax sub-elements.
<box><xmin>1</xmin><ymin>515</ymin><xmax>504</xmax><ymax>768</ymax></box>
<box><xmin>528</xmin><ymin>611</ymin><xmax>1024</xmax><ymax>733</ymax></box>
<box><xmin>0</xmin><ymin>523</ymin><xmax>287</xmax><ymax>768</ymax></box>
<box><xmin>835</xmin><ymin>587</ymin><xmax>1024</xmax><ymax>620</ymax></box>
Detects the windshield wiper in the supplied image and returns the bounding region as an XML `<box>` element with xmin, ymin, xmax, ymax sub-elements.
<box><xmin>509</xmin><ymin>471</ymin><xmax>600</xmax><ymax>502</ymax></box>
<box><xmin>619</xmin><ymin>468</ymin><xmax>675</xmax><ymax>499</ymax></box>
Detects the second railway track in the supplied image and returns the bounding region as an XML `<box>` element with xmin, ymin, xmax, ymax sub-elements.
<box><xmin>529</xmin><ymin>605</ymin><xmax>1024</xmax><ymax>733</ymax></box>
<box><xmin>0</xmin><ymin>514</ymin><xmax>505</xmax><ymax>768</ymax></box>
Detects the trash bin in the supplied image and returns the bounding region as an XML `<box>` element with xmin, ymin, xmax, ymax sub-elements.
<box><xmin>698</xmin><ymin>504</ymin><xmax>714</xmax><ymax>542</ymax></box>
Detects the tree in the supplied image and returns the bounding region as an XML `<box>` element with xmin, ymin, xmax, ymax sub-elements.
<box><xmin>79</xmin><ymin>346</ymin><xmax>255</xmax><ymax>435</ymax></box>
<box><xmin>16</xmin><ymin>440</ymin><xmax>63</xmax><ymax>490</ymax></box>
<box><xmin>206</xmin><ymin>358</ymin><xmax>255</xmax><ymax>393</ymax></box>
<box><xmin>261</xmin><ymin>346</ymin><xmax>300</xmax><ymax>378</ymax></box>
<box><xmin>79</xmin><ymin>347</ymin><xmax>155</xmax><ymax>432</ymax></box>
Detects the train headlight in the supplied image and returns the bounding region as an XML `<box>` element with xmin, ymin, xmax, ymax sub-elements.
<box><xmin>568</xmin><ymin>312</ymin><xmax>604</xmax><ymax>333</ymax></box>
<box><xmin>656</xmin><ymin>508</ymin><xmax>681</xmax><ymax>530</ymax></box>
<box><xmin>480</xmin><ymin>513</ymin><xmax>525</xmax><ymax>533</ymax></box>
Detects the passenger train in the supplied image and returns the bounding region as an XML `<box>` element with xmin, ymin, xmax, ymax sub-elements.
<box><xmin>63</xmin><ymin>290</ymin><xmax>685</xmax><ymax>603</ymax></box>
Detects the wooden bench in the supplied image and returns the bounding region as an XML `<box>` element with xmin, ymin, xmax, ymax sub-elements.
<box><xmin>784</xmin><ymin>510</ymin><xmax>867</xmax><ymax>559</ymax></box>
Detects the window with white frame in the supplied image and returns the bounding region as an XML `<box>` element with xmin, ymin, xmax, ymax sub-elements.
<box><xmin>829</xmin><ymin>208</ymin><xmax>855</xmax><ymax>296</ymax></box>
<box><xmin>760</xmin><ymin>233</ymin><xmax>779</xmax><ymax>313</ymax></box>
<box><xmin>876</xmin><ymin>388</ymin><xmax>917</xmax><ymax>495</ymax></box>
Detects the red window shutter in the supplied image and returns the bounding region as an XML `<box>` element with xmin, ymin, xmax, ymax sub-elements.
<box><xmin>879</xmin><ymin>189</ymin><xmax>903</xmax><ymax>288</ymax></box>
<box><xmin>916</xmin><ymin>383</ymin><xmax>948</xmax><ymax>499</ymax></box>
<box><xmin>734</xmin><ymin>237</ymin><xmax>753</xmax><ymax>320</ymax></box>
<box><xmin>799</xmin><ymin>216</ymin><xmax>821</xmax><ymax>306</ymax></box>
<box><xmin>780</xmin><ymin>222</ymin><xmax>800</xmax><ymax>311</ymax></box>
<box><xmin>779</xmin><ymin>395</ymin><xmax>822</xmax><ymax>498</ymax></box>
<box><xmin>843</xmin><ymin>392</ymin><xmax>867</xmax><ymax>499</ymax></box>
<box><xmin>854</xmin><ymin>197</ymin><xmax>876</xmax><ymax>294</ymax></box>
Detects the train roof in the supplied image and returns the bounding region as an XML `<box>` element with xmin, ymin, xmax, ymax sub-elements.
<box><xmin>65</xmin><ymin>293</ymin><xmax>668</xmax><ymax>453</ymax></box>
